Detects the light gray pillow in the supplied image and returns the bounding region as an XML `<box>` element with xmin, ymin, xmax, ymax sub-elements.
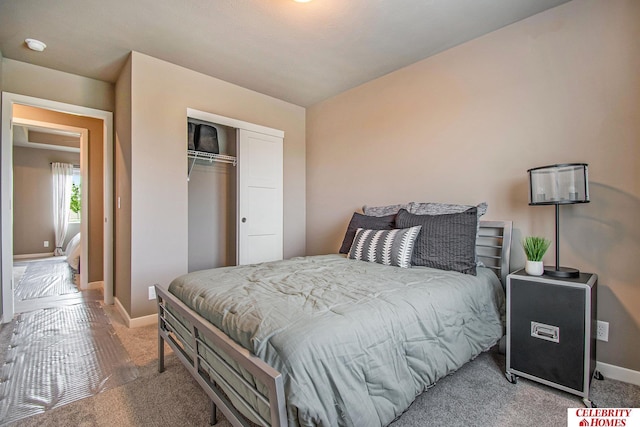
<box><xmin>348</xmin><ymin>226</ymin><xmax>422</xmax><ymax>268</ymax></box>
<box><xmin>362</xmin><ymin>203</ymin><xmax>409</xmax><ymax>217</ymax></box>
<box><xmin>408</xmin><ymin>201</ymin><xmax>488</xmax><ymax>217</ymax></box>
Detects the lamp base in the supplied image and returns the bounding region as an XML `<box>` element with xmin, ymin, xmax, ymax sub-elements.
<box><xmin>544</xmin><ymin>266</ymin><xmax>580</xmax><ymax>278</ymax></box>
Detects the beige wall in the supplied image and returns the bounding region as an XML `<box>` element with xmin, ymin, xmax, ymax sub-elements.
<box><xmin>306</xmin><ymin>0</ymin><xmax>640</xmax><ymax>371</ymax></box>
<box><xmin>13</xmin><ymin>105</ymin><xmax>105</xmax><ymax>283</ymax></box>
<box><xmin>117</xmin><ymin>52</ymin><xmax>306</xmax><ymax>319</ymax></box>
<box><xmin>13</xmin><ymin>146</ymin><xmax>80</xmax><ymax>255</ymax></box>
<box><xmin>2</xmin><ymin>58</ymin><xmax>114</xmax><ymax>112</ymax></box>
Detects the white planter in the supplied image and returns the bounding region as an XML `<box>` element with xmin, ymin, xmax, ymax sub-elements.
<box><xmin>525</xmin><ymin>260</ymin><xmax>544</xmax><ymax>276</ymax></box>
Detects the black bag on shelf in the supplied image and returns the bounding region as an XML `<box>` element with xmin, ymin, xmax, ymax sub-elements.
<box><xmin>194</xmin><ymin>124</ymin><xmax>219</xmax><ymax>154</ymax></box>
<box><xmin>187</xmin><ymin>122</ymin><xmax>196</xmax><ymax>150</ymax></box>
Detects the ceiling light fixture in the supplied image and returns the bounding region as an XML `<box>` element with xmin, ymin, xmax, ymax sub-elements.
<box><xmin>294</xmin><ymin>0</ymin><xmax>312</xmax><ymax>3</ymax></box>
<box><xmin>25</xmin><ymin>38</ymin><xmax>47</xmax><ymax>52</ymax></box>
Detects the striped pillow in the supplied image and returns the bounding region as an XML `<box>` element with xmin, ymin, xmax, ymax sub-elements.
<box><xmin>348</xmin><ymin>226</ymin><xmax>422</xmax><ymax>268</ymax></box>
<box><xmin>395</xmin><ymin>208</ymin><xmax>478</xmax><ymax>275</ymax></box>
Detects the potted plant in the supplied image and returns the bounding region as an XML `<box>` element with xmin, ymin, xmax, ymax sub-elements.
<box><xmin>522</xmin><ymin>236</ymin><xmax>551</xmax><ymax>276</ymax></box>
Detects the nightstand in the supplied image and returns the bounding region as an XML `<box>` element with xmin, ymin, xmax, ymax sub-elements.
<box><xmin>505</xmin><ymin>269</ymin><xmax>600</xmax><ymax>407</ymax></box>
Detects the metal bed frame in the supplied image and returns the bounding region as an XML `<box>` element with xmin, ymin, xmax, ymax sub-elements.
<box><xmin>156</xmin><ymin>220</ymin><xmax>512</xmax><ymax>427</ymax></box>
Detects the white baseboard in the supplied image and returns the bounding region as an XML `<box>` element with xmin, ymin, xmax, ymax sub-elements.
<box><xmin>113</xmin><ymin>297</ymin><xmax>129</xmax><ymax>325</ymax></box>
<box><xmin>129</xmin><ymin>312</ymin><xmax>158</xmax><ymax>328</ymax></box>
<box><xmin>597</xmin><ymin>361</ymin><xmax>640</xmax><ymax>386</ymax></box>
<box><xmin>13</xmin><ymin>252</ymin><xmax>54</xmax><ymax>260</ymax></box>
<box><xmin>114</xmin><ymin>297</ymin><xmax>158</xmax><ymax>328</ymax></box>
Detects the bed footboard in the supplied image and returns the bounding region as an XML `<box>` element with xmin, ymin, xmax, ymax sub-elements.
<box><xmin>156</xmin><ymin>286</ymin><xmax>287</xmax><ymax>427</ymax></box>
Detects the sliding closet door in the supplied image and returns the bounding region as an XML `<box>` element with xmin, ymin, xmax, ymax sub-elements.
<box><xmin>237</xmin><ymin>129</ymin><xmax>283</xmax><ymax>265</ymax></box>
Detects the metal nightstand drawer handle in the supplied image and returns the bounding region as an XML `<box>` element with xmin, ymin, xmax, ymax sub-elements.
<box><xmin>531</xmin><ymin>321</ymin><xmax>560</xmax><ymax>343</ymax></box>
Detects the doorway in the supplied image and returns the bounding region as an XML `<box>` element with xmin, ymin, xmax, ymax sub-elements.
<box><xmin>12</xmin><ymin>119</ymin><xmax>87</xmax><ymax>312</ymax></box>
<box><xmin>1</xmin><ymin>92</ymin><xmax>114</xmax><ymax>323</ymax></box>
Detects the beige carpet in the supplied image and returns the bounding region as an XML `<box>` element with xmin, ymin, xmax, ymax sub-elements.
<box><xmin>4</xmin><ymin>302</ymin><xmax>639</xmax><ymax>427</ymax></box>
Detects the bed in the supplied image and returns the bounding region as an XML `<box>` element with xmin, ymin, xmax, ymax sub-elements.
<box><xmin>65</xmin><ymin>232</ymin><xmax>81</xmax><ymax>272</ymax></box>
<box><xmin>156</xmin><ymin>217</ymin><xmax>512</xmax><ymax>427</ymax></box>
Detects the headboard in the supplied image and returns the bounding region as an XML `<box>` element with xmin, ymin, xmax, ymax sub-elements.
<box><xmin>477</xmin><ymin>220</ymin><xmax>513</xmax><ymax>287</ymax></box>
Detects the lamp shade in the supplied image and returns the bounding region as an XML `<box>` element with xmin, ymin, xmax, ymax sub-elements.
<box><xmin>528</xmin><ymin>163</ymin><xmax>589</xmax><ymax>205</ymax></box>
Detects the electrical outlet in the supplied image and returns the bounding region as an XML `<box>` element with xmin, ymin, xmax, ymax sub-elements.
<box><xmin>44</xmin><ymin>241</ymin><xmax>49</xmax><ymax>248</ymax></box>
<box><xmin>596</xmin><ymin>320</ymin><xmax>609</xmax><ymax>342</ymax></box>
<box><xmin>148</xmin><ymin>285</ymin><xmax>157</xmax><ymax>300</ymax></box>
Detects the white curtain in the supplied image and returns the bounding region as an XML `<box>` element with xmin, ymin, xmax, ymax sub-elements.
<box><xmin>52</xmin><ymin>162</ymin><xmax>74</xmax><ymax>256</ymax></box>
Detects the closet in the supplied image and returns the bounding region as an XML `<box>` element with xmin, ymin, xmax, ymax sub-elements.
<box><xmin>186</xmin><ymin>108</ymin><xmax>283</xmax><ymax>273</ymax></box>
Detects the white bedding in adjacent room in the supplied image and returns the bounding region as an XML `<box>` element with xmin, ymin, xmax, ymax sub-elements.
<box><xmin>65</xmin><ymin>233</ymin><xmax>81</xmax><ymax>271</ymax></box>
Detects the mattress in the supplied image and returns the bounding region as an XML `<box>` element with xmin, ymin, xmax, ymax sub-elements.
<box><xmin>168</xmin><ymin>254</ymin><xmax>505</xmax><ymax>426</ymax></box>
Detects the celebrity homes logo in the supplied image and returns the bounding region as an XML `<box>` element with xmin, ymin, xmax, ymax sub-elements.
<box><xmin>568</xmin><ymin>408</ymin><xmax>639</xmax><ymax>427</ymax></box>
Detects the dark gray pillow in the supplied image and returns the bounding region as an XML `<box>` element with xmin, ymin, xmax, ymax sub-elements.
<box><xmin>339</xmin><ymin>212</ymin><xmax>396</xmax><ymax>254</ymax></box>
<box><xmin>408</xmin><ymin>201</ymin><xmax>488</xmax><ymax>266</ymax></box>
<box><xmin>395</xmin><ymin>208</ymin><xmax>478</xmax><ymax>275</ymax></box>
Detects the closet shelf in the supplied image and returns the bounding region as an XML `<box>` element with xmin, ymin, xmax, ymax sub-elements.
<box><xmin>187</xmin><ymin>150</ymin><xmax>236</xmax><ymax>181</ymax></box>
<box><xmin>188</xmin><ymin>150</ymin><xmax>236</xmax><ymax>165</ymax></box>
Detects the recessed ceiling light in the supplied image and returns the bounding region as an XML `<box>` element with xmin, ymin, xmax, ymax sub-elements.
<box><xmin>25</xmin><ymin>38</ymin><xmax>47</xmax><ymax>52</ymax></box>
<box><xmin>294</xmin><ymin>0</ymin><xmax>312</xmax><ymax>3</ymax></box>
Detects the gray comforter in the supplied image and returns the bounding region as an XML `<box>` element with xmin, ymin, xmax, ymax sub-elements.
<box><xmin>169</xmin><ymin>254</ymin><xmax>504</xmax><ymax>426</ymax></box>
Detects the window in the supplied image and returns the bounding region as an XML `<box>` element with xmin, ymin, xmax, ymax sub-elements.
<box><xmin>69</xmin><ymin>167</ymin><xmax>81</xmax><ymax>223</ymax></box>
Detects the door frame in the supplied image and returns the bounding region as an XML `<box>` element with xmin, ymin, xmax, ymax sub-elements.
<box><xmin>1</xmin><ymin>92</ymin><xmax>114</xmax><ymax>323</ymax></box>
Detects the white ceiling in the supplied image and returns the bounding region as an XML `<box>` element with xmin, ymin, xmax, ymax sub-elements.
<box><xmin>0</xmin><ymin>0</ymin><xmax>570</xmax><ymax>107</ymax></box>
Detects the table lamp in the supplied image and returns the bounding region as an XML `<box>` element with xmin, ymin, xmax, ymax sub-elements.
<box><xmin>528</xmin><ymin>163</ymin><xmax>589</xmax><ymax>278</ymax></box>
